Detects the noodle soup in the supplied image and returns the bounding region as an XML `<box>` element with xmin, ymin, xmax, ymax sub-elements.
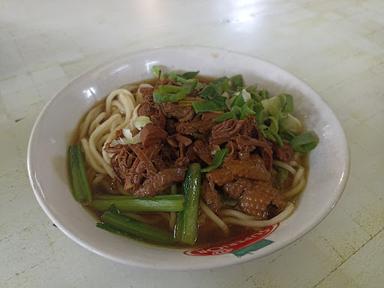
<box><xmin>68</xmin><ymin>67</ymin><xmax>318</xmax><ymax>247</ymax></box>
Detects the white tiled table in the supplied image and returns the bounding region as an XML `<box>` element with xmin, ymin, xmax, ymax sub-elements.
<box><xmin>1</xmin><ymin>1</ymin><xmax>383</xmax><ymax>287</ymax></box>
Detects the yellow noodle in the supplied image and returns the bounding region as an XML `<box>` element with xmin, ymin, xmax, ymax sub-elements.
<box><xmin>88</xmin><ymin>114</ymin><xmax>121</xmax><ymax>177</ymax></box>
<box><xmin>293</xmin><ymin>166</ymin><xmax>304</xmax><ymax>187</ymax></box>
<box><xmin>97</xmin><ymin>134</ymin><xmax>109</xmax><ymax>152</ymax></box>
<box><xmin>79</xmin><ymin>103</ymin><xmax>104</xmax><ymax>139</ymax></box>
<box><xmin>81</xmin><ymin>138</ymin><xmax>105</xmax><ymax>173</ymax></box>
<box><xmin>221</xmin><ymin>209</ymin><xmax>256</xmax><ymax>220</ymax></box>
<box><xmin>89</xmin><ymin>112</ymin><xmax>107</xmax><ymax>138</ymax></box>
<box><xmin>136</xmin><ymin>83</ymin><xmax>153</xmax><ymax>104</ymax></box>
<box><xmin>129</xmin><ymin>104</ymin><xmax>141</xmax><ymax>130</ymax></box>
<box><xmin>200</xmin><ymin>201</ymin><xmax>229</xmax><ymax>235</ymax></box>
<box><xmin>169</xmin><ymin>212</ymin><xmax>176</xmax><ymax>230</ymax></box>
<box><xmin>111</xmin><ymin>99</ymin><xmax>124</xmax><ymax>113</ymax></box>
<box><xmin>284</xmin><ymin>178</ymin><xmax>306</xmax><ymax>199</ymax></box>
<box><xmin>273</xmin><ymin>160</ymin><xmax>296</xmax><ymax>174</ymax></box>
<box><xmin>223</xmin><ymin>202</ymin><xmax>294</xmax><ymax>228</ymax></box>
<box><xmin>117</xmin><ymin>92</ymin><xmax>136</xmax><ymax>129</ymax></box>
<box><xmin>92</xmin><ymin>173</ymin><xmax>105</xmax><ymax>186</ymax></box>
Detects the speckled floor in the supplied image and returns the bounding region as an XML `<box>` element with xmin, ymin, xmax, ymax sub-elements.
<box><xmin>1</xmin><ymin>0</ymin><xmax>384</xmax><ymax>287</ymax></box>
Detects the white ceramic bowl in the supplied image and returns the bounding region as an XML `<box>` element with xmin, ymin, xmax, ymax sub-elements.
<box><xmin>28</xmin><ymin>47</ymin><xmax>349</xmax><ymax>270</ymax></box>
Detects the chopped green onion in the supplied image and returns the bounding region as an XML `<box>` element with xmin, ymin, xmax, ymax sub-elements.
<box><xmin>214</xmin><ymin>105</ymin><xmax>244</xmax><ymax>122</ymax></box>
<box><xmin>240</xmin><ymin>89</ymin><xmax>252</xmax><ymax>102</ymax></box>
<box><xmin>153</xmin><ymin>85</ymin><xmax>189</xmax><ymax>103</ymax></box>
<box><xmin>168</xmin><ymin>72</ymin><xmax>198</xmax><ymax>90</ymax></box>
<box><xmin>260</xmin><ymin>116</ymin><xmax>283</xmax><ymax>146</ymax></box>
<box><xmin>211</xmin><ymin>77</ymin><xmax>230</xmax><ymax>94</ymax></box>
<box><xmin>290</xmin><ymin>131</ymin><xmax>319</xmax><ymax>153</ymax></box>
<box><xmin>261</xmin><ymin>95</ymin><xmax>283</xmax><ymax>116</ymax></box>
<box><xmin>201</xmin><ymin>85</ymin><xmax>221</xmax><ymax>99</ymax></box>
<box><xmin>231</xmin><ymin>94</ymin><xmax>245</xmax><ymax>108</ymax></box>
<box><xmin>192</xmin><ymin>99</ymin><xmax>226</xmax><ymax>113</ymax></box>
<box><xmin>282</xmin><ymin>94</ymin><xmax>294</xmax><ymax>113</ymax></box>
<box><xmin>183</xmin><ymin>79</ymin><xmax>198</xmax><ymax>93</ymax></box>
<box><xmin>258</xmin><ymin>89</ymin><xmax>269</xmax><ymax>100</ymax></box>
<box><xmin>262</xmin><ymin>94</ymin><xmax>294</xmax><ymax>116</ymax></box>
<box><xmin>181</xmin><ymin>71</ymin><xmax>199</xmax><ymax>79</ymax></box>
<box><xmin>214</xmin><ymin>111</ymin><xmax>236</xmax><ymax>123</ymax></box>
<box><xmin>280</xmin><ymin>113</ymin><xmax>303</xmax><ymax>134</ymax></box>
<box><xmin>202</xmin><ymin>148</ymin><xmax>228</xmax><ymax>172</ymax></box>
<box><xmin>239</xmin><ymin>104</ymin><xmax>256</xmax><ymax>119</ymax></box>
<box><xmin>246</xmin><ymin>85</ymin><xmax>259</xmax><ymax>100</ymax></box>
<box><xmin>151</xmin><ymin>65</ymin><xmax>164</xmax><ymax>79</ymax></box>
<box><xmin>229</xmin><ymin>74</ymin><xmax>244</xmax><ymax>91</ymax></box>
<box><xmin>201</xmin><ymin>77</ymin><xmax>229</xmax><ymax>100</ymax></box>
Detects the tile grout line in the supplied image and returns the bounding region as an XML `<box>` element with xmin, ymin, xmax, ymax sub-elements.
<box><xmin>312</xmin><ymin>224</ymin><xmax>384</xmax><ymax>287</ymax></box>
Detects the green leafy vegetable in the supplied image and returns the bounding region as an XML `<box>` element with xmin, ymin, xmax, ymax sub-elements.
<box><xmin>91</xmin><ymin>194</ymin><xmax>184</xmax><ymax>212</ymax></box>
<box><xmin>290</xmin><ymin>131</ymin><xmax>319</xmax><ymax>153</ymax></box>
<box><xmin>201</xmin><ymin>148</ymin><xmax>228</xmax><ymax>172</ymax></box>
<box><xmin>175</xmin><ymin>163</ymin><xmax>201</xmax><ymax>245</ymax></box>
<box><xmin>68</xmin><ymin>144</ymin><xmax>92</xmax><ymax>204</ymax></box>
<box><xmin>98</xmin><ymin>210</ymin><xmax>174</xmax><ymax>244</ymax></box>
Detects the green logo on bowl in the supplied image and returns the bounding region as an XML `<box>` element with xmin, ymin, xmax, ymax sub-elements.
<box><xmin>184</xmin><ymin>224</ymin><xmax>278</xmax><ymax>256</ymax></box>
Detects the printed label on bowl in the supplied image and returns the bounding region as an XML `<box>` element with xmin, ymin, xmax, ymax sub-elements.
<box><xmin>185</xmin><ymin>224</ymin><xmax>278</xmax><ymax>257</ymax></box>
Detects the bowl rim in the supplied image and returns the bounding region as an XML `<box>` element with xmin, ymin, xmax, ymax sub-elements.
<box><xmin>27</xmin><ymin>45</ymin><xmax>350</xmax><ymax>270</ymax></box>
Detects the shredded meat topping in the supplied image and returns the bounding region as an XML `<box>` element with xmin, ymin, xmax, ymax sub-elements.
<box><xmin>274</xmin><ymin>143</ymin><xmax>294</xmax><ymax>163</ymax></box>
<box><xmin>239</xmin><ymin>182</ymin><xmax>286</xmax><ymax>219</ymax></box>
<box><xmin>161</xmin><ymin>103</ymin><xmax>195</xmax><ymax>122</ymax></box>
<box><xmin>133</xmin><ymin>168</ymin><xmax>186</xmax><ymax>197</ymax></box>
<box><xmin>207</xmin><ymin>157</ymin><xmax>270</xmax><ymax>186</ymax></box>
<box><xmin>222</xmin><ymin>178</ymin><xmax>254</xmax><ymax>199</ymax></box>
<box><xmin>138</xmin><ymin>102</ymin><xmax>166</xmax><ymax>128</ymax></box>
<box><xmin>202</xmin><ymin>180</ymin><xmax>222</xmax><ymax>213</ymax></box>
<box><xmin>104</xmin><ymin>78</ymin><xmax>295</xmax><ymax>218</ymax></box>
<box><xmin>140</xmin><ymin>124</ymin><xmax>167</xmax><ymax>147</ymax></box>
<box><xmin>210</xmin><ymin>119</ymin><xmax>244</xmax><ymax>145</ymax></box>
